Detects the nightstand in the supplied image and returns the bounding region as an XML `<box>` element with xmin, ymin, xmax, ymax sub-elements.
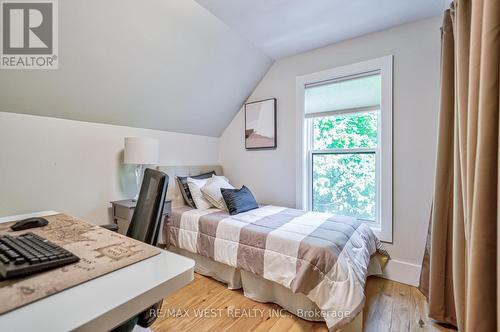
<box><xmin>110</xmin><ymin>199</ymin><xmax>172</xmax><ymax>244</ymax></box>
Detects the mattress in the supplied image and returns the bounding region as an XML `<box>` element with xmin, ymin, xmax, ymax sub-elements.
<box><xmin>167</xmin><ymin>205</ymin><xmax>389</xmax><ymax>331</ymax></box>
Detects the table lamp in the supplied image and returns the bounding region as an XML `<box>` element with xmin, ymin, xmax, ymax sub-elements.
<box><xmin>124</xmin><ymin>137</ymin><xmax>159</xmax><ymax>200</ymax></box>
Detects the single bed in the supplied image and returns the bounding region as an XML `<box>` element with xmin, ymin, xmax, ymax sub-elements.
<box><xmin>157</xmin><ymin>165</ymin><xmax>389</xmax><ymax>331</ymax></box>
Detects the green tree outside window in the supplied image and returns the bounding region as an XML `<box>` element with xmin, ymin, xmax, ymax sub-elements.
<box><xmin>312</xmin><ymin>112</ymin><xmax>378</xmax><ymax>220</ymax></box>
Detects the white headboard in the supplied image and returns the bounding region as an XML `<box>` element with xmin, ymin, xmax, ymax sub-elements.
<box><xmin>156</xmin><ymin>165</ymin><xmax>223</xmax><ymax>207</ymax></box>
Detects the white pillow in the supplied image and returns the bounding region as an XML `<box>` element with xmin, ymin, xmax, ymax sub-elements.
<box><xmin>201</xmin><ymin>176</ymin><xmax>234</xmax><ymax>210</ymax></box>
<box><xmin>212</xmin><ymin>174</ymin><xmax>230</xmax><ymax>183</ymax></box>
<box><xmin>187</xmin><ymin>177</ymin><xmax>214</xmax><ymax>210</ymax></box>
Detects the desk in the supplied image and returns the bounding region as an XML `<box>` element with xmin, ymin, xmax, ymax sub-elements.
<box><xmin>0</xmin><ymin>211</ymin><xmax>194</xmax><ymax>332</ymax></box>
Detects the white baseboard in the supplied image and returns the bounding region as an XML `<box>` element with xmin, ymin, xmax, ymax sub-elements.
<box><xmin>381</xmin><ymin>259</ymin><xmax>422</xmax><ymax>287</ymax></box>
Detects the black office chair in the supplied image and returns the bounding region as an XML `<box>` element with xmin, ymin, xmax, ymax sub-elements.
<box><xmin>102</xmin><ymin>168</ymin><xmax>169</xmax><ymax>332</ymax></box>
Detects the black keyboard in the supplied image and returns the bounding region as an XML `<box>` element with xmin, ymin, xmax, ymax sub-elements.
<box><xmin>0</xmin><ymin>232</ymin><xmax>79</xmax><ymax>279</ymax></box>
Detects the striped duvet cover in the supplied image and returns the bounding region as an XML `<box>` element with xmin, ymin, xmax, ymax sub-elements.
<box><xmin>168</xmin><ymin>205</ymin><xmax>388</xmax><ymax>330</ymax></box>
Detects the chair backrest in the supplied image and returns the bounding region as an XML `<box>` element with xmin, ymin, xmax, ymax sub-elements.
<box><xmin>126</xmin><ymin>168</ymin><xmax>168</xmax><ymax>245</ymax></box>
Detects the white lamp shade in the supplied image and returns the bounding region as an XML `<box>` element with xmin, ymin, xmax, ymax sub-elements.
<box><xmin>124</xmin><ymin>137</ymin><xmax>159</xmax><ymax>165</ymax></box>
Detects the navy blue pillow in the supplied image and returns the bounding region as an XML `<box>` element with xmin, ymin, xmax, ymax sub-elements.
<box><xmin>221</xmin><ymin>186</ymin><xmax>258</xmax><ymax>215</ymax></box>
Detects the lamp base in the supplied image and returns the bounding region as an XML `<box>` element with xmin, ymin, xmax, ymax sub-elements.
<box><xmin>133</xmin><ymin>164</ymin><xmax>144</xmax><ymax>201</ymax></box>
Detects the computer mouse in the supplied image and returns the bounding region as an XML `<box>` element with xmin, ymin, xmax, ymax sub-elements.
<box><xmin>10</xmin><ymin>217</ymin><xmax>49</xmax><ymax>231</ymax></box>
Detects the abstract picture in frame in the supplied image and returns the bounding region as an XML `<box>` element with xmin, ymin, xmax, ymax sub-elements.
<box><xmin>244</xmin><ymin>98</ymin><xmax>277</xmax><ymax>150</ymax></box>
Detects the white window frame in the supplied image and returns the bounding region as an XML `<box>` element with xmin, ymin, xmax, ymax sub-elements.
<box><xmin>295</xmin><ymin>55</ymin><xmax>393</xmax><ymax>242</ymax></box>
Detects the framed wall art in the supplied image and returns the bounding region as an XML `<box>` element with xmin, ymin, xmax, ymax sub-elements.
<box><xmin>244</xmin><ymin>98</ymin><xmax>277</xmax><ymax>150</ymax></box>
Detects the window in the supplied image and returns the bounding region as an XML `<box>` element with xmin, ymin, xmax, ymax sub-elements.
<box><xmin>296</xmin><ymin>56</ymin><xmax>393</xmax><ymax>241</ymax></box>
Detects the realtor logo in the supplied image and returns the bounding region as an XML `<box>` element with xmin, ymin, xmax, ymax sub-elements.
<box><xmin>1</xmin><ymin>0</ymin><xmax>58</xmax><ymax>69</ymax></box>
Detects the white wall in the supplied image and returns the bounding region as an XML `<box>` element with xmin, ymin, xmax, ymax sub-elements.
<box><xmin>219</xmin><ymin>17</ymin><xmax>442</xmax><ymax>285</ymax></box>
<box><xmin>0</xmin><ymin>112</ymin><xmax>219</xmax><ymax>224</ymax></box>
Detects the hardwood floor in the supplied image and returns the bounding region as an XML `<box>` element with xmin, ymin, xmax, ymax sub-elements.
<box><xmin>151</xmin><ymin>273</ymin><xmax>455</xmax><ymax>332</ymax></box>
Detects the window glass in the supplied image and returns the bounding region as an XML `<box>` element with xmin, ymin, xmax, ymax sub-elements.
<box><xmin>312</xmin><ymin>111</ymin><xmax>378</xmax><ymax>150</ymax></box>
<box><xmin>312</xmin><ymin>153</ymin><xmax>376</xmax><ymax>220</ymax></box>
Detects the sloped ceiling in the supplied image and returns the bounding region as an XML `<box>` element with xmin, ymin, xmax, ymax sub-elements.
<box><xmin>0</xmin><ymin>0</ymin><xmax>273</xmax><ymax>137</ymax></box>
<box><xmin>195</xmin><ymin>0</ymin><xmax>447</xmax><ymax>59</ymax></box>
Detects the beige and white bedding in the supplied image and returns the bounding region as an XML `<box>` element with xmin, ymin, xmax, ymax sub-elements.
<box><xmin>168</xmin><ymin>205</ymin><xmax>389</xmax><ymax>331</ymax></box>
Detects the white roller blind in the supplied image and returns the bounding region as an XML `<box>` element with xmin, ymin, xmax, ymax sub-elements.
<box><xmin>304</xmin><ymin>72</ymin><xmax>381</xmax><ymax>117</ymax></box>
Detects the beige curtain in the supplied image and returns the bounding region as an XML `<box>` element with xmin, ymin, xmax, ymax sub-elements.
<box><xmin>419</xmin><ymin>0</ymin><xmax>499</xmax><ymax>331</ymax></box>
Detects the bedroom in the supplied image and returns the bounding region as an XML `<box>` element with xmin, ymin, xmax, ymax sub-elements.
<box><xmin>0</xmin><ymin>0</ymin><xmax>498</xmax><ymax>331</ymax></box>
